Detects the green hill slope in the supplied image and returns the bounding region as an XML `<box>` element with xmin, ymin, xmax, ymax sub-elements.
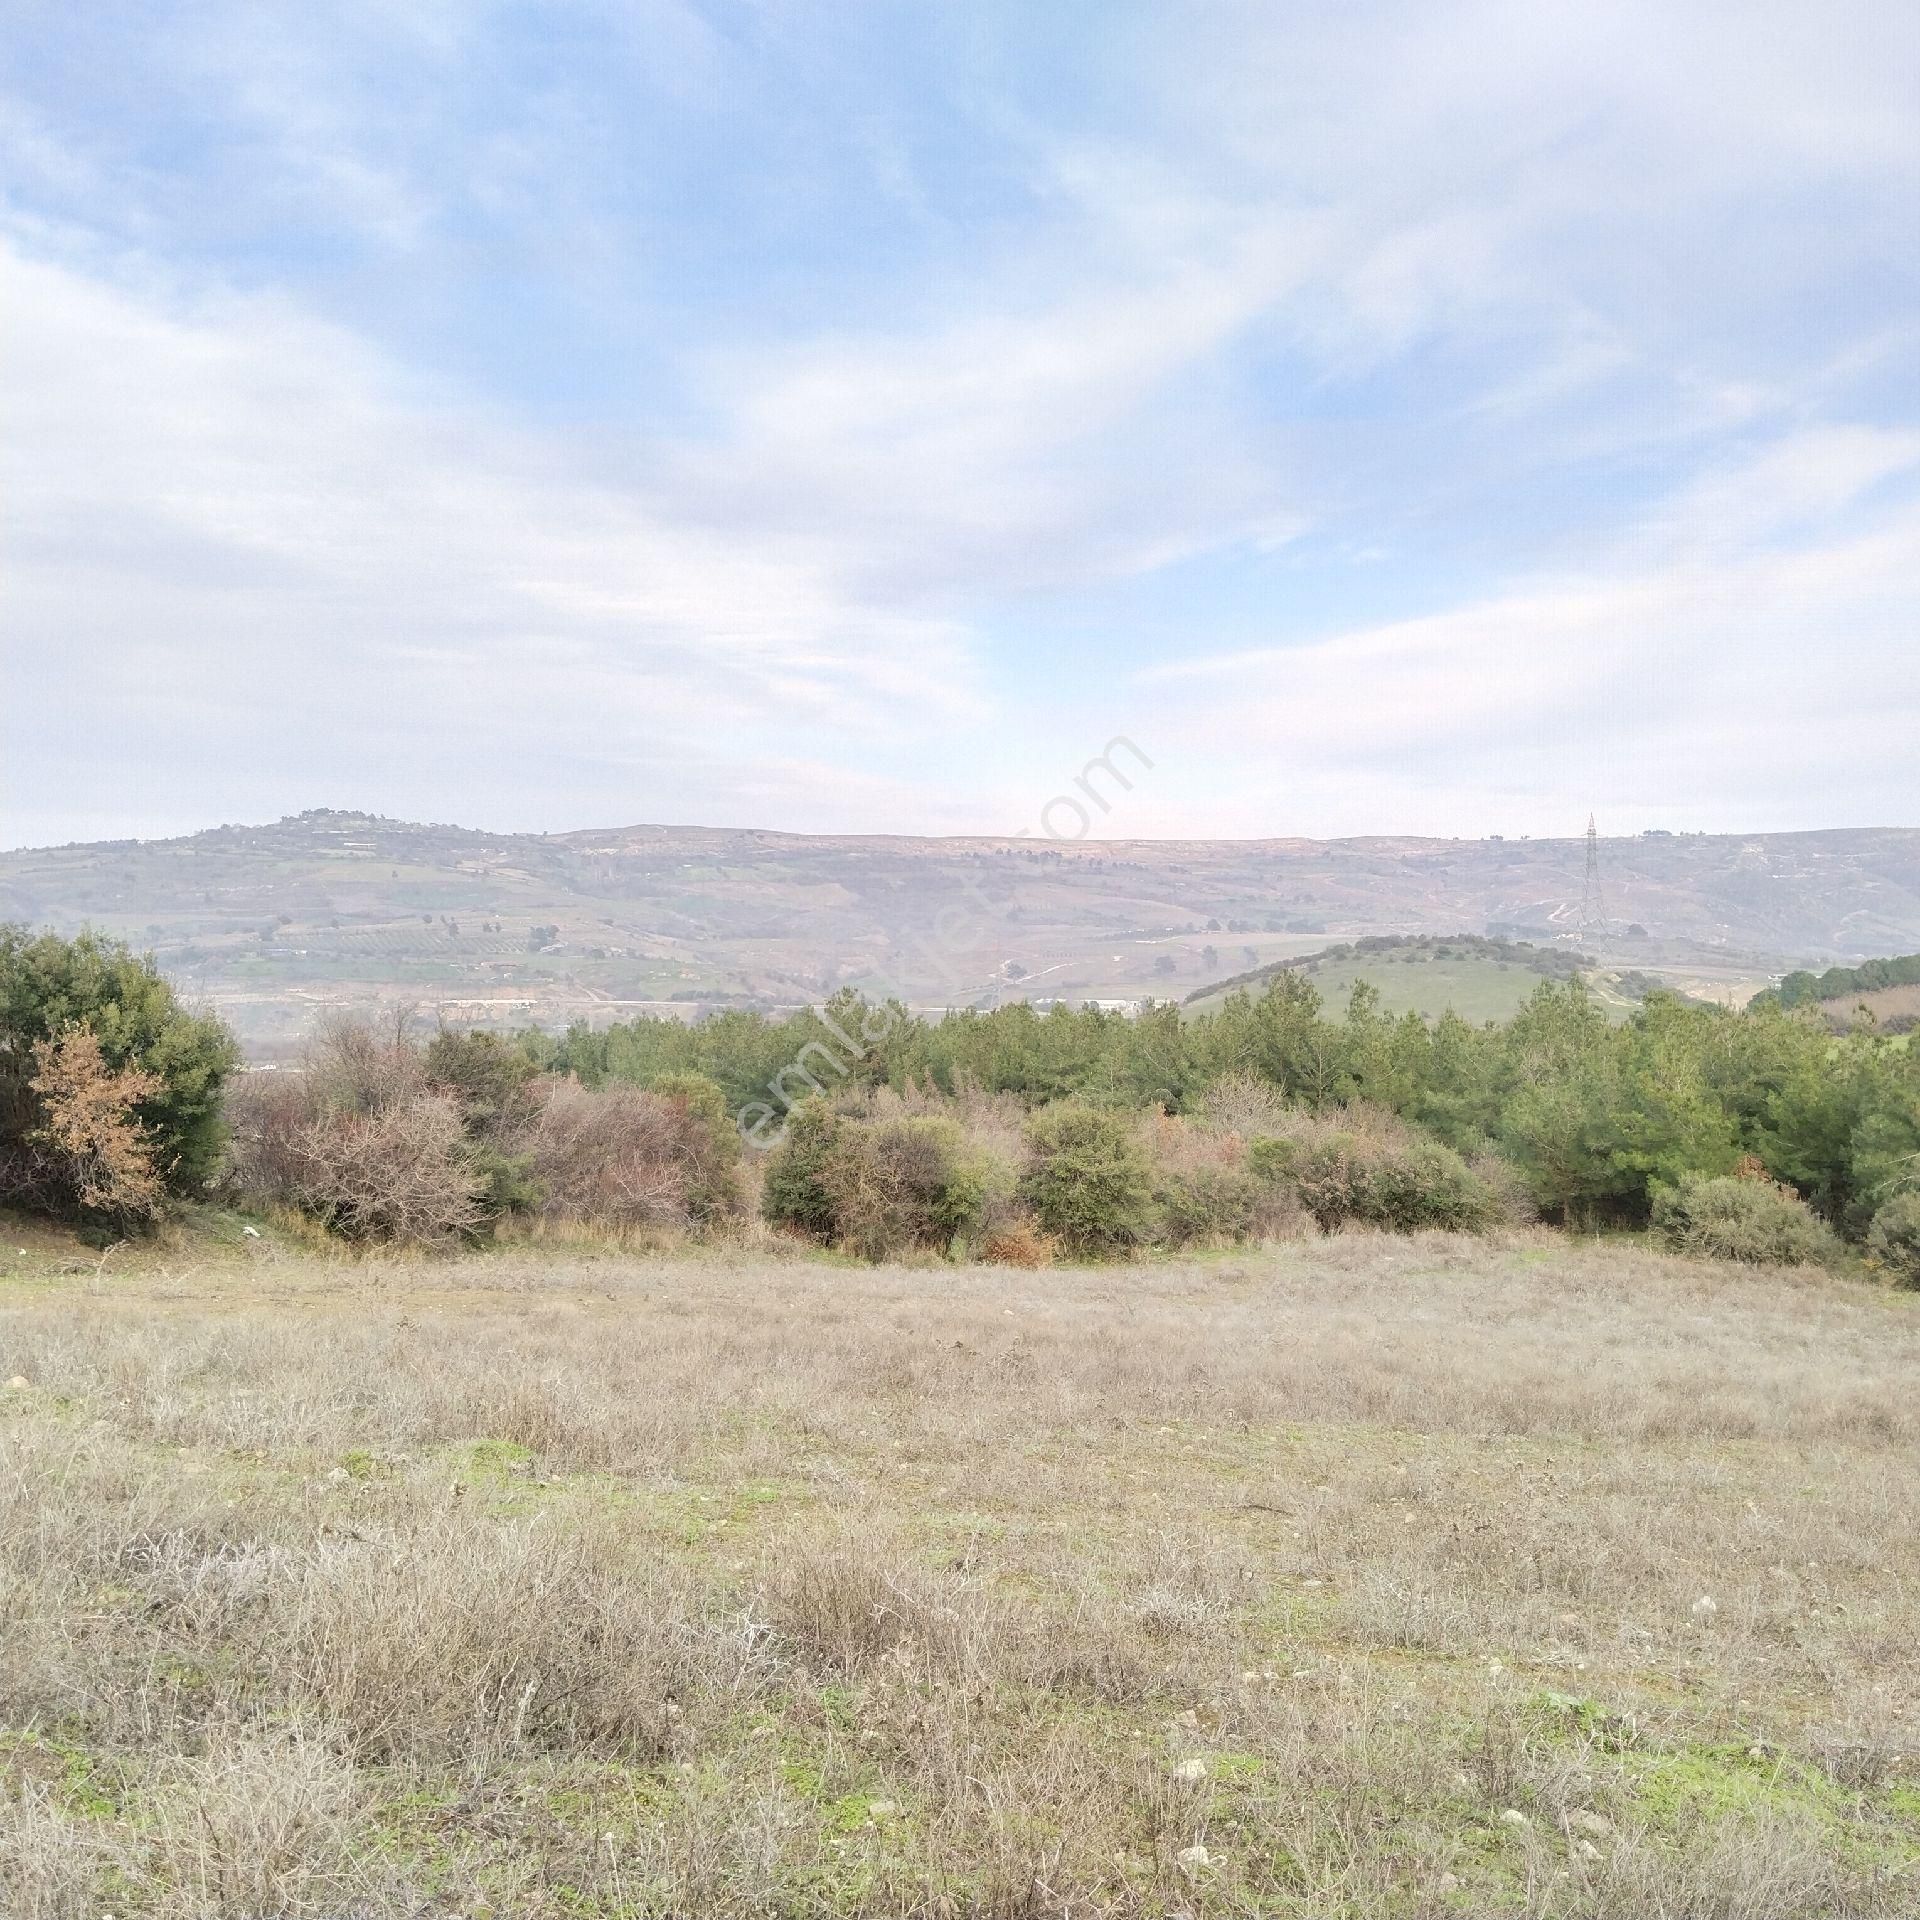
<box><xmin>1184</xmin><ymin>934</ymin><xmax>1595</xmax><ymax>1022</ymax></box>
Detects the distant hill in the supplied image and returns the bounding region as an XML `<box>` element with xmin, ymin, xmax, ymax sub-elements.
<box><xmin>2</xmin><ymin>810</ymin><xmax>1918</xmax><ymax>1053</ymax></box>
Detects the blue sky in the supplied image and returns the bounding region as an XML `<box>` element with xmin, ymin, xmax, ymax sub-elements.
<box><xmin>4</xmin><ymin>0</ymin><xmax>1918</xmax><ymax>847</ymax></box>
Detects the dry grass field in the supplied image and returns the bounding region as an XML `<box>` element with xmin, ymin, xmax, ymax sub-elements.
<box><xmin>3</xmin><ymin>1226</ymin><xmax>1919</xmax><ymax>1917</ymax></box>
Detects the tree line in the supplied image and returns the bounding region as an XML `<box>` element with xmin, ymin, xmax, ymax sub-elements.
<box><xmin>530</xmin><ymin>973</ymin><xmax>1919</xmax><ymax>1237</ymax></box>
<box><xmin>1</xmin><ymin>925</ymin><xmax>1916</xmax><ymax>1279</ymax></box>
<box><xmin>1761</xmin><ymin>950</ymin><xmax>1920</xmax><ymax>1012</ymax></box>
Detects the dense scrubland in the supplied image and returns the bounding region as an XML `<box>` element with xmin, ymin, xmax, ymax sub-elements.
<box><xmin>1</xmin><ymin>927</ymin><xmax>1918</xmax><ymax>1281</ymax></box>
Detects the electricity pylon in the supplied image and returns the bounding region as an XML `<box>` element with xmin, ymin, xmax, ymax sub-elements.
<box><xmin>1577</xmin><ymin>814</ymin><xmax>1607</xmax><ymax>941</ymax></box>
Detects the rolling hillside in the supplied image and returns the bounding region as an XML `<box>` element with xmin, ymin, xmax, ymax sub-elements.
<box><xmin>2</xmin><ymin>811</ymin><xmax>1918</xmax><ymax>1052</ymax></box>
<box><xmin>1182</xmin><ymin>935</ymin><xmax>1603</xmax><ymax>1023</ymax></box>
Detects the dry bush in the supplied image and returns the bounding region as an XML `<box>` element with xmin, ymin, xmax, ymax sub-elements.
<box><xmin>947</xmin><ymin>1077</ymin><xmax>1030</xmax><ymax>1158</ymax></box>
<box><xmin>0</xmin><ymin>1788</ymin><xmax>120</xmax><ymax>1920</ymax></box>
<box><xmin>286</xmin><ymin>1091</ymin><xmax>484</xmax><ymax>1245</ymax></box>
<box><xmin>26</xmin><ymin>1024</ymin><xmax>164</xmax><ymax>1219</ymax></box>
<box><xmin>148</xmin><ymin>1727</ymin><xmax>364</xmax><ymax>1918</ymax></box>
<box><xmin>860</xmin><ymin>1074</ymin><xmax>1030</xmax><ymax>1167</ymax></box>
<box><xmin>1467</xmin><ymin>1145</ymin><xmax>1541</xmax><ymax>1226</ymax></box>
<box><xmin>268</xmin><ymin>1506</ymin><xmax>740</xmax><ymax>1764</ymax></box>
<box><xmin>222</xmin><ymin>1019</ymin><xmax>484</xmax><ymax>1246</ymax></box>
<box><xmin>220</xmin><ymin>1069</ymin><xmax>317</xmax><ymax>1203</ymax></box>
<box><xmin>524</xmin><ymin>1079</ymin><xmax>687</xmax><ymax>1229</ymax></box>
<box><xmin>301</xmin><ymin>1011</ymin><xmax>430</xmax><ymax>1116</ymax></box>
<box><xmin>762</xmin><ymin>1513</ymin><xmax>1023</xmax><ymax>1683</ymax></box>
<box><xmin>647</xmin><ymin>1072</ymin><xmax>747</xmax><ymax>1225</ymax></box>
<box><xmin>1194</xmin><ymin>1070</ymin><xmax>1297</xmax><ymax>1140</ymax></box>
<box><xmin>230</xmin><ymin>1028</ymin><xmax>744</xmax><ymax>1245</ymax></box>
<box><xmin>982</xmin><ymin>1217</ymin><xmax>1055</xmax><ymax>1267</ymax></box>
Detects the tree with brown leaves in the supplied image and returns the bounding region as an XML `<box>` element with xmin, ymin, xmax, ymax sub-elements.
<box><xmin>28</xmin><ymin>1025</ymin><xmax>165</xmax><ymax>1220</ymax></box>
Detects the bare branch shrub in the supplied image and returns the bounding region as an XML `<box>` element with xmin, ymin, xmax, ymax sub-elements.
<box><xmin>288</xmin><ymin>1091</ymin><xmax>485</xmax><ymax>1246</ymax></box>
<box><xmin>303</xmin><ymin>1011</ymin><xmax>430</xmax><ymax>1116</ymax></box>
<box><xmin>220</xmin><ymin>1019</ymin><xmax>484</xmax><ymax>1246</ymax></box>
<box><xmin>152</xmin><ymin>1727</ymin><xmax>364</xmax><ymax>1916</ymax></box>
<box><xmin>525</xmin><ymin>1080</ymin><xmax>687</xmax><ymax>1229</ymax></box>
<box><xmin>221</xmin><ymin>1069</ymin><xmax>319</xmax><ymax>1206</ymax></box>
<box><xmin>1194</xmin><ymin>1070</ymin><xmax>1297</xmax><ymax>1140</ymax></box>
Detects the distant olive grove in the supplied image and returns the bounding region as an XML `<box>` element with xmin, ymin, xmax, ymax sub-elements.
<box><xmin>2</xmin><ymin>926</ymin><xmax>1916</xmax><ymax>1282</ymax></box>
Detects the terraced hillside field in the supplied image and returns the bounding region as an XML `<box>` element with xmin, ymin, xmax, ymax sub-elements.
<box><xmin>3</xmin><ymin>1227</ymin><xmax>1916</xmax><ymax>1916</ymax></box>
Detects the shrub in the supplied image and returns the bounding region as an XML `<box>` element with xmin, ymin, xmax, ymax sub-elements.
<box><xmin>1466</xmin><ymin>1148</ymin><xmax>1541</xmax><ymax>1227</ymax></box>
<box><xmin>286</xmin><ymin>1092</ymin><xmax>486</xmax><ymax>1246</ymax></box>
<box><xmin>460</xmin><ymin>1137</ymin><xmax>544</xmax><ymax>1220</ymax></box>
<box><xmin>1866</xmin><ymin>1189</ymin><xmax>1920</xmax><ymax>1287</ymax></box>
<box><xmin>300</xmin><ymin>1013</ymin><xmax>428</xmax><ymax>1118</ymax></box>
<box><xmin>232</xmin><ymin>1030</ymin><xmax>741</xmax><ymax>1243</ymax></box>
<box><xmin>1222</xmin><ymin>1103</ymin><xmax>1507</xmax><ymax>1236</ymax></box>
<box><xmin>1146</xmin><ymin>1113</ymin><xmax>1301</xmax><ymax>1248</ymax></box>
<box><xmin>760</xmin><ymin>1106</ymin><xmax>995</xmax><ymax>1257</ymax></box>
<box><xmin>761</xmin><ymin>1102</ymin><xmax>842</xmax><ymax>1241</ymax></box>
<box><xmin>424</xmin><ymin>1028</ymin><xmax>540</xmax><ymax>1140</ymax></box>
<box><xmin>221</xmin><ymin>1071</ymin><xmax>320</xmax><ymax>1206</ymax></box>
<box><xmin>981</xmin><ymin>1218</ymin><xmax>1054</xmax><ymax>1268</ymax></box>
<box><xmin>1154</xmin><ymin>1162</ymin><xmax>1264</xmax><ymax>1246</ymax></box>
<box><xmin>26</xmin><ymin>1026</ymin><xmax>164</xmax><ymax>1222</ymax></box>
<box><xmin>1290</xmin><ymin>1131</ymin><xmax>1501</xmax><ymax>1233</ymax></box>
<box><xmin>0</xmin><ymin>926</ymin><xmax>239</xmax><ymax>1215</ymax></box>
<box><xmin>1651</xmin><ymin>1173</ymin><xmax>1844</xmax><ymax>1268</ymax></box>
<box><xmin>816</xmin><ymin>1115</ymin><xmax>968</xmax><ymax>1259</ymax></box>
<box><xmin>649</xmin><ymin>1073</ymin><xmax>746</xmax><ymax>1225</ymax></box>
<box><xmin>1194</xmin><ymin>1073</ymin><xmax>1295</xmax><ymax>1140</ymax></box>
<box><xmin>224</xmin><ymin>1020</ymin><xmax>489</xmax><ymax>1247</ymax></box>
<box><xmin>1368</xmin><ymin>1138</ymin><xmax>1503</xmax><ymax>1232</ymax></box>
<box><xmin>523</xmin><ymin>1081</ymin><xmax>686</xmax><ymax>1230</ymax></box>
<box><xmin>1019</xmin><ymin>1103</ymin><xmax>1156</xmax><ymax>1256</ymax></box>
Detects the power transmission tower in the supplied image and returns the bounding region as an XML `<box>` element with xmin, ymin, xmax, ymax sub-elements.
<box><xmin>1578</xmin><ymin>814</ymin><xmax>1607</xmax><ymax>940</ymax></box>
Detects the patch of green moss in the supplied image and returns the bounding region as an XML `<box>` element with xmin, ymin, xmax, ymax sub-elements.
<box><xmin>463</xmin><ymin>1436</ymin><xmax>537</xmax><ymax>1478</ymax></box>
<box><xmin>0</xmin><ymin>1731</ymin><xmax>118</xmax><ymax>1817</ymax></box>
<box><xmin>1627</xmin><ymin>1742</ymin><xmax>1839</xmax><ymax>1830</ymax></box>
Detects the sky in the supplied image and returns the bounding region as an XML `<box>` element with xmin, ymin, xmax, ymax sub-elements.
<box><xmin>4</xmin><ymin>0</ymin><xmax>1918</xmax><ymax>849</ymax></box>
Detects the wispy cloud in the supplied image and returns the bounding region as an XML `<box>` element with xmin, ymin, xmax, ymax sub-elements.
<box><xmin>2</xmin><ymin>1</ymin><xmax>1916</xmax><ymax>844</ymax></box>
<box><xmin>0</xmin><ymin>235</ymin><xmax>987</xmax><ymax>843</ymax></box>
<box><xmin>1134</xmin><ymin>428</ymin><xmax>1920</xmax><ymax>834</ymax></box>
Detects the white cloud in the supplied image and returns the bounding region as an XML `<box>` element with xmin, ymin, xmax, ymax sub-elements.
<box><xmin>3</xmin><ymin>1</ymin><xmax>1917</xmax><ymax>846</ymax></box>
<box><xmin>0</xmin><ymin>233</ymin><xmax>990</xmax><ymax>845</ymax></box>
<box><xmin>1131</xmin><ymin>429</ymin><xmax>1920</xmax><ymax>835</ymax></box>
